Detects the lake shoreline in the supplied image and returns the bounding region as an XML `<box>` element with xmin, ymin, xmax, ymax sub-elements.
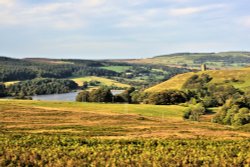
<box><xmin>1</xmin><ymin>89</ymin><xmax>125</xmax><ymax>102</ymax></box>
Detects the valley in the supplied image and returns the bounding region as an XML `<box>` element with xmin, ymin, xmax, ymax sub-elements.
<box><xmin>1</xmin><ymin>0</ymin><xmax>250</xmax><ymax>165</ymax></box>
<box><xmin>1</xmin><ymin>53</ymin><xmax>250</xmax><ymax>166</ymax></box>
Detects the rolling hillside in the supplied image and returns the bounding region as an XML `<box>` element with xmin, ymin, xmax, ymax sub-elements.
<box><xmin>113</xmin><ymin>51</ymin><xmax>250</xmax><ymax>69</ymax></box>
<box><xmin>146</xmin><ymin>67</ymin><xmax>250</xmax><ymax>92</ymax></box>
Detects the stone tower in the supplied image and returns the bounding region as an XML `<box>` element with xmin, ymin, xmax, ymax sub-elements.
<box><xmin>201</xmin><ymin>64</ymin><xmax>207</xmax><ymax>71</ymax></box>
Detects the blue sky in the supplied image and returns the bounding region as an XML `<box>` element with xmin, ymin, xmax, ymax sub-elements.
<box><xmin>0</xmin><ymin>0</ymin><xmax>250</xmax><ymax>59</ymax></box>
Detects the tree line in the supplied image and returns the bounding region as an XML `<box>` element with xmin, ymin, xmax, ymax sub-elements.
<box><xmin>76</xmin><ymin>87</ymin><xmax>136</xmax><ymax>103</ymax></box>
<box><xmin>194</xmin><ymin>55</ymin><xmax>250</xmax><ymax>64</ymax></box>
<box><xmin>0</xmin><ymin>57</ymin><xmax>119</xmax><ymax>82</ymax></box>
<box><xmin>1</xmin><ymin>78</ymin><xmax>78</xmax><ymax>98</ymax></box>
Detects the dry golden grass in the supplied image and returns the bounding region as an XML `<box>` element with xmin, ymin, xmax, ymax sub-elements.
<box><xmin>3</xmin><ymin>81</ymin><xmax>20</xmax><ymax>87</ymax></box>
<box><xmin>146</xmin><ymin>72</ymin><xmax>195</xmax><ymax>92</ymax></box>
<box><xmin>146</xmin><ymin>67</ymin><xmax>250</xmax><ymax>92</ymax></box>
<box><xmin>0</xmin><ymin>100</ymin><xmax>249</xmax><ymax>139</ymax></box>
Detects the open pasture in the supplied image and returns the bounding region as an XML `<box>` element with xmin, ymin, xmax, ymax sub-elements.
<box><xmin>1</xmin><ymin>100</ymin><xmax>249</xmax><ymax>139</ymax></box>
<box><xmin>70</xmin><ymin>76</ymin><xmax>130</xmax><ymax>88</ymax></box>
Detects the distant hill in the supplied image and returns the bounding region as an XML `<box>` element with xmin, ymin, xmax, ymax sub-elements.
<box><xmin>0</xmin><ymin>56</ymin><xmax>119</xmax><ymax>82</ymax></box>
<box><xmin>24</xmin><ymin>58</ymin><xmax>74</xmax><ymax>65</ymax></box>
<box><xmin>146</xmin><ymin>67</ymin><xmax>250</xmax><ymax>92</ymax></box>
<box><xmin>112</xmin><ymin>51</ymin><xmax>250</xmax><ymax>69</ymax></box>
<box><xmin>0</xmin><ymin>56</ymin><xmax>189</xmax><ymax>89</ymax></box>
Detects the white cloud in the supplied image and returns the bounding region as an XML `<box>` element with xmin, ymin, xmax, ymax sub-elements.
<box><xmin>0</xmin><ymin>1</ymin><xmax>90</xmax><ymax>30</ymax></box>
<box><xmin>129</xmin><ymin>0</ymin><xmax>149</xmax><ymax>6</ymax></box>
<box><xmin>85</xmin><ymin>0</ymin><xmax>106</xmax><ymax>7</ymax></box>
<box><xmin>0</xmin><ymin>0</ymin><xmax>118</xmax><ymax>29</ymax></box>
<box><xmin>0</xmin><ymin>0</ymin><xmax>16</xmax><ymax>7</ymax></box>
<box><xmin>168</xmin><ymin>4</ymin><xmax>227</xmax><ymax>16</ymax></box>
<box><xmin>239</xmin><ymin>16</ymin><xmax>250</xmax><ymax>28</ymax></box>
<box><xmin>115</xmin><ymin>7</ymin><xmax>182</xmax><ymax>29</ymax></box>
<box><xmin>116</xmin><ymin>8</ymin><xmax>161</xmax><ymax>28</ymax></box>
<box><xmin>0</xmin><ymin>0</ymin><xmax>230</xmax><ymax>31</ymax></box>
<box><xmin>163</xmin><ymin>0</ymin><xmax>193</xmax><ymax>3</ymax></box>
<box><xmin>169</xmin><ymin>7</ymin><xmax>204</xmax><ymax>16</ymax></box>
<box><xmin>116</xmin><ymin>3</ymin><xmax>228</xmax><ymax>28</ymax></box>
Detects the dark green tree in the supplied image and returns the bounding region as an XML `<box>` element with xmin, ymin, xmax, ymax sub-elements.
<box><xmin>82</xmin><ymin>82</ymin><xmax>88</xmax><ymax>89</ymax></box>
<box><xmin>115</xmin><ymin>87</ymin><xmax>135</xmax><ymax>103</ymax></box>
<box><xmin>7</xmin><ymin>78</ymin><xmax>78</xmax><ymax>96</ymax></box>
<box><xmin>76</xmin><ymin>91</ymin><xmax>89</xmax><ymax>102</ymax></box>
<box><xmin>89</xmin><ymin>87</ymin><xmax>113</xmax><ymax>103</ymax></box>
<box><xmin>183</xmin><ymin>103</ymin><xmax>206</xmax><ymax>121</ymax></box>
<box><xmin>212</xmin><ymin>97</ymin><xmax>250</xmax><ymax>126</ymax></box>
<box><xmin>0</xmin><ymin>83</ymin><xmax>6</xmax><ymax>97</ymax></box>
<box><xmin>148</xmin><ymin>90</ymin><xmax>188</xmax><ymax>105</ymax></box>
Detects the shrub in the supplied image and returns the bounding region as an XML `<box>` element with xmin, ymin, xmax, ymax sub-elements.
<box><xmin>208</xmin><ymin>84</ymin><xmax>242</xmax><ymax>106</ymax></box>
<box><xmin>115</xmin><ymin>87</ymin><xmax>135</xmax><ymax>103</ymax></box>
<box><xmin>213</xmin><ymin>98</ymin><xmax>250</xmax><ymax>126</ymax></box>
<box><xmin>202</xmin><ymin>96</ymin><xmax>218</xmax><ymax>108</ymax></box>
<box><xmin>147</xmin><ymin>90</ymin><xmax>188</xmax><ymax>105</ymax></box>
<box><xmin>0</xmin><ymin>83</ymin><xmax>6</xmax><ymax>97</ymax></box>
<box><xmin>89</xmin><ymin>80</ymin><xmax>101</xmax><ymax>86</ymax></box>
<box><xmin>130</xmin><ymin>91</ymin><xmax>141</xmax><ymax>104</ymax></box>
<box><xmin>76</xmin><ymin>91</ymin><xmax>89</xmax><ymax>102</ymax></box>
<box><xmin>182</xmin><ymin>74</ymin><xmax>212</xmax><ymax>90</ymax></box>
<box><xmin>89</xmin><ymin>87</ymin><xmax>113</xmax><ymax>103</ymax></box>
<box><xmin>183</xmin><ymin>109</ymin><xmax>191</xmax><ymax>119</ymax></box>
<box><xmin>183</xmin><ymin>103</ymin><xmax>206</xmax><ymax>121</ymax></box>
<box><xmin>130</xmin><ymin>92</ymin><xmax>150</xmax><ymax>104</ymax></box>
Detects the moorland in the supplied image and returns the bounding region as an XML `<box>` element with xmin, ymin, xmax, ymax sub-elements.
<box><xmin>1</xmin><ymin>52</ymin><xmax>250</xmax><ymax>166</ymax></box>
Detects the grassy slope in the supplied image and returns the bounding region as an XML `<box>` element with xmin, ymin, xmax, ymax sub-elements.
<box><xmin>146</xmin><ymin>67</ymin><xmax>250</xmax><ymax>92</ymax></box>
<box><xmin>71</xmin><ymin>76</ymin><xmax>130</xmax><ymax>88</ymax></box>
<box><xmin>1</xmin><ymin>99</ymin><xmax>249</xmax><ymax>139</ymax></box>
<box><xmin>146</xmin><ymin>72</ymin><xmax>194</xmax><ymax>92</ymax></box>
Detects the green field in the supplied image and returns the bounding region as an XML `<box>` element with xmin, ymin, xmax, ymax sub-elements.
<box><xmin>100</xmin><ymin>66</ymin><xmax>132</xmax><ymax>73</ymax></box>
<box><xmin>1</xmin><ymin>100</ymin><xmax>249</xmax><ymax>138</ymax></box>
<box><xmin>71</xmin><ymin>76</ymin><xmax>130</xmax><ymax>88</ymax></box>
<box><xmin>1</xmin><ymin>100</ymin><xmax>250</xmax><ymax>165</ymax></box>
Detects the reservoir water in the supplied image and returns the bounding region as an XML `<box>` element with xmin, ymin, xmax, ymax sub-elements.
<box><xmin>32</xmin><ymin>91</ymin><xmax>79</xmax><ymax>101</ymax></box>
<box><xmin>31</xmin><ymin>90</ymin><xmax>124</xmax><ymax>102</ymax></box>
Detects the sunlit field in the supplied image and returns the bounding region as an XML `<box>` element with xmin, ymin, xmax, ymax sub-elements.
<box><xmin>1</xmin><ymin>100</ymin><xmax>250</xmax><ymax>166</ymax></box>
<box><xmin>71</xmin><ymin>76</ymin><xmax>130</xmax><ymax>88</ymax></box>
<box><xmin>1</xmin><ymin>100</ymin><xmax>250</xmax><ymax>138</ymax></box>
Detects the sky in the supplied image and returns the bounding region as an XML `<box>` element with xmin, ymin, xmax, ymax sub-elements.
<box><xmin>0</xmin><ymin>0</ymin><xmax>250</xmax><ymax>59</ymax></box>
